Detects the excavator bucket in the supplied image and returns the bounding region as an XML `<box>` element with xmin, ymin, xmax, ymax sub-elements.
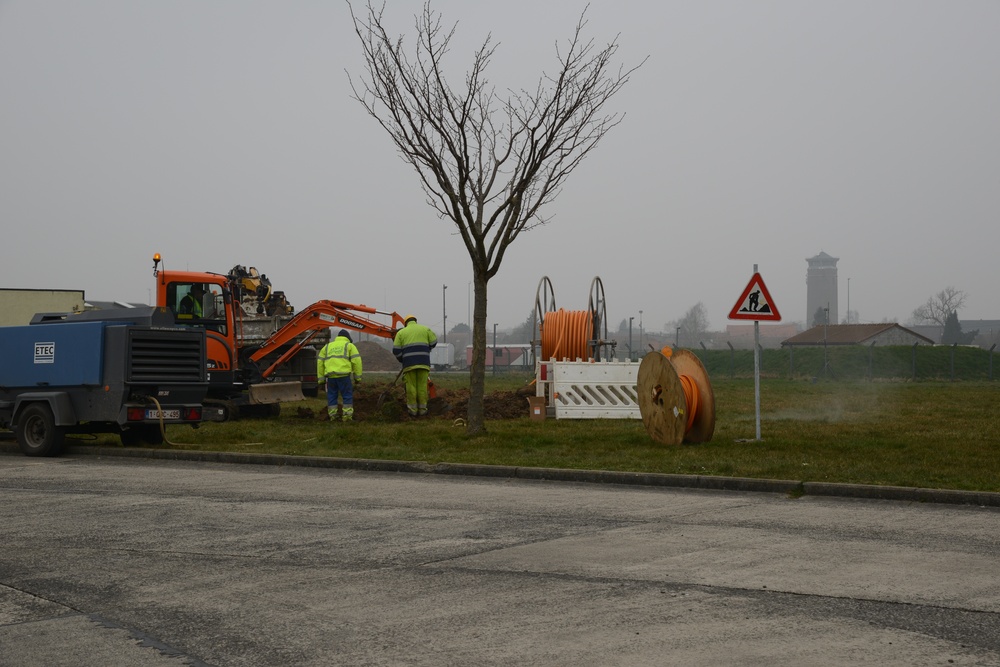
<box><xmin>248</xmin><ymin>381</ymin><xmax>306</xmax><ymax>405</ymax></box>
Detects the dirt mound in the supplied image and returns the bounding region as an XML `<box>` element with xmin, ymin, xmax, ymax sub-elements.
<box><xmin>300</xmin><ymin>377</ymin><xmax>535</xmax><ymax>422</ymax></box>
<box><xmin>356</xmin><ymin>341</ymin><xmax>400</xmax><ymax>372</ymax></box>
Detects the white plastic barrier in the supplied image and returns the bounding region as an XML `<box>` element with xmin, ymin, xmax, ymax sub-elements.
<box><xmin>538</xmin><ymin>359</ymin><xmax>641</xmax><ymax>419</ymax></box>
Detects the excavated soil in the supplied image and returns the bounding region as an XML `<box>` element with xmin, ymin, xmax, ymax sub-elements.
<box><xmin>298</xmin><ymin>341</ymin><xmax>534</xmax><ymax>422</ymax></box>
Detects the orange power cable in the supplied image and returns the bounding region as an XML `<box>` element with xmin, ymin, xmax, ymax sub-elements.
<box><xmin>540</xmin><ymin>309</ymin><xmax>593</xmax><ymax>361</ymax></box>
<box><xmin>677</xmin><ymin>374</ymin><xmax>699</xmax><ymax>432</ymax></box>
<box><xmin>661</xmin><ymin>346</ymin><xmax>699</xmax><ymax>432</ymax></box>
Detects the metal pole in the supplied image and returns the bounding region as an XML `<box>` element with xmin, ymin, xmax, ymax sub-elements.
<box><xmin>493</xmin><ymin>323</ymin><xmax>497</xmax><ymax>376</ymax></box>
<box><xmin>990</xmin><ymin>343</ymin><xmax>996</xmax><ymax>381</ymax></box>
<box><xmin>628</xmin><ymin>317</ymin><xmax>634</xmax><ymax>360</ymax></box>
<box><xmin>727</xmin><ymin>341</ymin><xmax>734</xmax><ymax>378</ymax></box>
<box><xmin>442</xmin><ymin>284</ymin><xmax>447</xmax><ymax>344</ymax></box>
<box><xmin>639</xmin><ymin>310</ymin><xmax>643</xmax><ymax>353</ymax></box>
<box><xmin>675</xmin><ymin>326</ymin><xmax>680</xmax><ymax>347</ymax></box>
<box><xmin>823</xmin><ymin>305</ymin><xmax>829</xmax><ymax>378</ymax></box>
<box><xmin>754</xmin><ymin>320</ymin><xmax>761</xmax><ymax>441</ymax></box>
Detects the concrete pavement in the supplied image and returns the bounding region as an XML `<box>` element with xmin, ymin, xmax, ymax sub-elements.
<box><xmin>2</xmin><ymin>451</ymin><xmax>1000</xmax><ymax>665</ymax></box>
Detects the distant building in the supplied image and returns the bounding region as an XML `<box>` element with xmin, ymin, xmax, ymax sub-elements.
<box><xmin>0</xmin><ymin>288</ymin><xmax>84</xmax><ymax>326</ymax></box>
<box><xmin>725</xmin><ymin>324</ymin><xmax>801</xmax><ymax>350</ymax></box>
<box><xmin>806</xmin><ymin>251</ymin><xmax>838</xmax><ymax>327</ymax></box>
<box><xmin>781</xmin><ymin>323</ymin><xmax>934</xmax><ymax>348</ymax></box>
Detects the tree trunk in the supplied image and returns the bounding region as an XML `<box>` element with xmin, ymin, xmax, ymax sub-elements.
<box><xmin>467</xmin><ymin>272</ymin><xmax>489</xmax><ymax>435</ymax></box>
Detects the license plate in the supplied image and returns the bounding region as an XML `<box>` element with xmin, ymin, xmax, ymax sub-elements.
<box><xmin>146</xmin><ymin>409</ymin><xmax>180</xmax><ymax>420</ymax></box>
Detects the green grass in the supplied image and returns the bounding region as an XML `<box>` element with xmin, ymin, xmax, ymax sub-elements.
<box><xmin>68</xmin><ymin>370</ymin><xmax>1000</xmax><ymax>493</ymax></box>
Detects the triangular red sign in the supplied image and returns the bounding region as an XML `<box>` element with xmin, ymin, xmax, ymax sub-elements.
<box><xmin>728</xmin><ymin>272</ymin><xmax>781</xmax><ymax>321</ymax></box>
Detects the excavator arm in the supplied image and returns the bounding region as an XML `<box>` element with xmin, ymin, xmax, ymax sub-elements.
<box><xmin>246</xmin><ymin>301</ymin><xmax>405</xmax><ymax>380</ymax></box>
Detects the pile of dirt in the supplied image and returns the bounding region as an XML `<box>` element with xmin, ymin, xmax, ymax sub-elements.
<box><xmin>356</xmin><ymin>341</ymin><xmax>400</xmax><ymax>372</ymax></box>
<box><xmin>307</xmin><ymin>341</ymin><xmax>535</xmax><ymax>422</ymax></box>
<box><xmin>300</xmin><ymin>376</ymin><xmax>535</xmax><ymax>423</ymax></box>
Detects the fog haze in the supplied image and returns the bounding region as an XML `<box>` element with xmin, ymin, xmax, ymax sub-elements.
<box><xmin>1</xmin><ymin>1</ymin><xmax>997</xmax><ymax>337</ymax></box>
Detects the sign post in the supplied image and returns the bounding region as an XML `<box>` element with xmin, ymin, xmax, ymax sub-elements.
<box><xmin>728</xmin><ymin>265</ymin><xmax>781</xmax><ymax>441</ymax></box>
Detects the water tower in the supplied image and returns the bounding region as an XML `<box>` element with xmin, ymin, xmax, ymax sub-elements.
<box><xmin>806</xmin><ymin>251</ymin><xmax>838</xmax><ymax>326</ymax></box>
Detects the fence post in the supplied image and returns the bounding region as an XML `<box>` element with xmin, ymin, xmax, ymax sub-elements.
<box><xmin>991</xmin><ymin>344</ymin><xmax>997</xmax><ymax>381</ymax></box>
<box><xmin>951</xmin><ymin>343</ymin><xmax>957</xmax><ymax>382</ymax></box>
<box><xmin>868</xmin><ymin>341</ymin><xmax>876</xmax><ymax>382</ymax></box>
<box><xmin>912</xmin><ymin>342</ymin><xmax>918</xmax><ymax>380</ymax></box>
<box><xmin>789</xmin><ymin>345</ymin><xmax>794</xmax><ymax>377</ymax></box>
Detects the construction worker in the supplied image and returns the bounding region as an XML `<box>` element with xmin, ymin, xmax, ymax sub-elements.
<box><xmin>317</xmin><ymin>329</ymin><xmax>363</xmax><ymax>422</ymax></box>
<box><xmin>393</xmin><ymin>315</ymin><xmax>437</xmax><ymax>417</ymax></box>
<box><xmin>178</xmin><ymin>284</ymin><xmax>205</xmax><ymax>317</ymax></box>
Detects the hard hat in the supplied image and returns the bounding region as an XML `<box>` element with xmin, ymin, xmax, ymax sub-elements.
<box><xmin>404</xmin><ymin>315</ymin><xmax>417</xmax><ymax>324</ymax></box>
<box><xmin>338</xmin><ymin>329</ymin><xmax>352</xmax><ymax>342</ymax></box>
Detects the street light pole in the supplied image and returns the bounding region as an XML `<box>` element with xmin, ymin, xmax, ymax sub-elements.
<box><xmin>639</xmin><ymin>310</ymin><xmax>643</xmax><ymax>354</ymax></box>
<box><xmin>442</xmin><ymin>284</ymin><xmax>448</xmax><ymax>344</ymax></box>
<box><xmin>628</xmin><ymin>316</ymin><xmax>634</xmax><ymax>360</ymax></box>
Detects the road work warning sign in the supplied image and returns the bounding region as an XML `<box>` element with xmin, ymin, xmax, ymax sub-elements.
<box><xmin>728</xmin><ymin>272</ymin><xmax>781</xmax><ymax>321</ymax></box>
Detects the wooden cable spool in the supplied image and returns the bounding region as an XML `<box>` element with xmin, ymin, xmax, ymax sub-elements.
<box><xmin>636</xmin><ymin>348</ymin><xmax>716</xmax><ymax>445</ymax></box>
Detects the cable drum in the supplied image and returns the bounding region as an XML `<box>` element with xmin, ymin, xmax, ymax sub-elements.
<box><xmin>636</xmin><ymin>348</ymin><xmax>716</xmax><ymax>445</ymax></box>
<box><xmin>532</xmin><ymin>276</ymin><xmax>614</xmax><ymax>362</ymax></box>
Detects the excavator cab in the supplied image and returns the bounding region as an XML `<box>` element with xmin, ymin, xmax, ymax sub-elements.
<box><xmin>167</xmin><ymin>282</ymin><xmax>227</xmax><ymax>334</ymax></box>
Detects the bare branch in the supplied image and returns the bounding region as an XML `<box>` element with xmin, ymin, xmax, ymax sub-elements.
<box><xmin>911</xmin><ymin>286</ymin><xmax>968</xmax><ymax>326</ymax></box>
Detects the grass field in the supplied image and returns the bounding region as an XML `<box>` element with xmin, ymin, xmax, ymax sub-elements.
<box><xmin>71</xmin><ymin>371</ymin><xmax>1000</xmax><ymax>493</ymax></box>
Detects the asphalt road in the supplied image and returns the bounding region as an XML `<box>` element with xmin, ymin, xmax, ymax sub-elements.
<box><xmin>2</xmin><ymin>453</ymin><xmax>1000</xmax><ymax>666</ymax></box>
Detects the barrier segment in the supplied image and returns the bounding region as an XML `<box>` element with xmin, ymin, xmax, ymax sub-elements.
<box><xmin>542</xmin><ymin>359</ymin><xmax>640</xmax><ymax>419</ymax></box>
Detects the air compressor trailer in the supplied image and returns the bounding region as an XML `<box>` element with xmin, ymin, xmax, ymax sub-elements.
<box><xmin>0</xmin><ymin>307</ymin><xmax>208</xmax><ymax>456</ymax></box>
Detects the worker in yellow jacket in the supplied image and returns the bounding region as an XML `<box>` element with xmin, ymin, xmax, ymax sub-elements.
<box><xmin>317</xmin><ymin>329</ymin><xmax>362</xmax><ymax>422</ymax></box>
<box><xmin>392</xmin><ymin>315</ymin><xmax>437</xmax><ymax>417</ymax></box>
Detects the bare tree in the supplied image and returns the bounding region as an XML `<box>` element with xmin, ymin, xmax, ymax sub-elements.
<box><xmin>910</xmin><ymin>287</ymin><xmax>967</xmax><ymax>327</ymax></box>
<box><xmin>348</xmin><ymin>2</ymin><xmax>643</xmax><ymax>434</ymax></box>
<box><xmin>669</xmin><ymin>302</ymin><xmax>709</xmax><ymax>347</ymax></box>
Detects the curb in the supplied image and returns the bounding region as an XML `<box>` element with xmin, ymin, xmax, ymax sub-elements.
<box><xmin>3</xmin><ymin>442</ymin><xmax>1000</xmax><ymax>508</ymax></box>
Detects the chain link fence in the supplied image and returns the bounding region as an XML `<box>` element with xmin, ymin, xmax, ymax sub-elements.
<box><xmin>695</xmin><ymin>344</ymin><xmax>998</xmax><ymax>381</ymax></box>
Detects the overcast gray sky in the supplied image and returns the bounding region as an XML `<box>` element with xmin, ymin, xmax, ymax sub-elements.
<box><xmin>2</xmin><ymin>1</ymin><xmax>997</xmax><ymax>337</ymax></box>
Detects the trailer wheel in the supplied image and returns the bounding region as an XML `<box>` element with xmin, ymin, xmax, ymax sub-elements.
<box><xmin>16</xmin><ymin>403</ymin><xmax>65</xmax><ymax>457</ymax></box>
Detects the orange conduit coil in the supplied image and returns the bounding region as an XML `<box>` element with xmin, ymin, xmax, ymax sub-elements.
<box><xmin>540</xmin><ymin>309</ymin><xmax>594</xmax><ymax>361</ymax></box>
<box><xmin>661</xmin><ymin>346</ymin><xmax>699</xmax><ymax>431</ymax></box>
<box><xmin>677</xmin><ymin>374</ymin><xmax>699</xmax><ymax>432</ymax></box>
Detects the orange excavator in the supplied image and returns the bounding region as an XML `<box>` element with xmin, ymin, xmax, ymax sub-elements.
<box><xmin>152</xmin><ymin>254</ymin><xmax>405</xmax><ymax>420</ymax></box>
